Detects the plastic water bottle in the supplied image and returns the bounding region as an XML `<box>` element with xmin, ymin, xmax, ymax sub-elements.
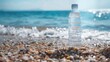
<box><xmin>68</xmin><ymin>4</ymin><xmax>81</xmax><ymax>47</ymax></box>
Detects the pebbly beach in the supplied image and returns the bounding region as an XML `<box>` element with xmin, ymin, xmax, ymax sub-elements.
<box><xmin>0</xmin><ymin>25</ymin><xmax>110</xmax><ymax>62</ymax></box>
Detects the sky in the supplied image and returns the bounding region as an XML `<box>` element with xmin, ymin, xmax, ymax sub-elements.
<box><xmin>0</xmin><ymin>0</ymin><xmax>110</xmax><ymax>11</ymax></box>
<box><xmin>77</xmin><ymin>0</ymin><xmax>110</xmax><ymax>10</ymax></box>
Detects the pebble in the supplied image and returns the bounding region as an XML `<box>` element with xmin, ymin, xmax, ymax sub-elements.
<box><xmin>101</xmin><ymin>47</ymin><xmax>110</xmax><ymax>58</ymax></box>
<box><xmin>22</xmin><ymin>55</ymin><xmax>29</xmax><ymax>61</ymax></box>
<box><xmin>60</xmin><ymin>58</ymin><xmax>67</xmax><ymax>62</ymax></box>
<box><xmin>30</xmin><ymin>56</ymin><xmax>34</xmax><ymax>60</ymax></box>
<box><xmin>0</xmin><ymin>41</ymin><xmax>110</xmax><ymax>62</ymax></box>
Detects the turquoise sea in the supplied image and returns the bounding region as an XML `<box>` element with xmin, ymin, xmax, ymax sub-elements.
<box><xmin>0</xmin><ymin>10</ymin><xmax>110</xmax><ymax>31</ymax></box>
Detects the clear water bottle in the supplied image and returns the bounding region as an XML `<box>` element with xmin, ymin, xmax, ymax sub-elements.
<box><xmin>68</xmin><ymin>4</ymin><xmax>81</xmax><ymax>47</ymax></box>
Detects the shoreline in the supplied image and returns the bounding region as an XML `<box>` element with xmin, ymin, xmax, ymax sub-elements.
<box><xmin>0</xmin><ymin>24</ymin><xmax>110</xmax><ymax>45</ymax></box>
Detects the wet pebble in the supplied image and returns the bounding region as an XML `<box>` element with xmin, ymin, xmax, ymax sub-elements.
<box><xmin>101</xmin><ymin>47</ymin><xmax>110</xmax><ymax>58</ymax></box>
<box><xmin>22</xmin><ymin>55</ymin><xmax>29</xmax><ymax>61</ymax></box>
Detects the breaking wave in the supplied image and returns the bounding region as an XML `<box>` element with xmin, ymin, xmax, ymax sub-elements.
<box><xmin>0</xmin><ymin>24</ymin><xmax>110</xmax><ymax>45</ymax></box>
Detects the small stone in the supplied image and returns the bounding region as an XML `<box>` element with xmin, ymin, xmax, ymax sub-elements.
<box><xmin>67</xmin><ymin>47</ymin><xmax>80</xmax><ymax>55</ymax></box>
<box><xmin>101</xmin><ymin>48</ymin><xmax>110</xmax><ymax>58</ymax></box>
<box><xmin>47</xmin><ymin>60</ymin><xmax>52</xmax><ymax>62</ymax></box>
<box><xmin>48</xmin><ymin>43</ymin><xmax>53</xmax><ymax>46</ymax></box>
<box><xmin>87</xmin><ymin>56</ymin><xmax>96</xmax><ymax>62</ymax></box>
<box><xmin>22</xmin><ymin>55</ymin><xmax>29</xmax><ymax>61</ymax></box>
<box><xmin>46</xmin><ymin>50</ymin><xmax>55</xmax><ymax>55</ymax></box>
<box><xmin>79</xmin><ymin>47</ymin><xmax>87</xmax><ymax>51</ymax></box>
<box><xmin>18</xmin><ymin>48</ymin><xmax>29</xmax><ymax>54</ymax></box>
<box><xmin>81</xmin><ymin>50</ymin><xmax>93</xmax><ymax>57</ymax></box>
<box><xmin>39</xmin><ymin>52</ymin><xmax>47</xmax><ymax>58</ymax></box>
<box><xmin>74</xmin><ymin>55</ymin><xmax>81</xmax><ymax>60</ymax></box>
<box><xmin>92</xmin><ymin>56</ymin><xmax>96</xmax><ymax>59</ymax></box>
<box><xmin>66</xmin><ymin>55</ymin><xmax>75</xmax><ymax>61</ymax></box>
<box><xmin>41</xmin><ymin>60</ymin><xmax>47</xmax><ymax>62</ymax></box>
<box><xmin>8</xmin><ymin>52</ymin><xmax>12</xmax><ymax>56</ymax></box>
<box><xmin>30</xmin><ymin>56</ymin><xmax>34</xmax><ymax>60</ymax></box>
<box><xmin>47</xmin><ymin>58</ymin><xmax>54</xmax><ymax>62</ymax></box>
<box><xmin>37</xmin><ymin>59</ymin><xmax>41</xmax><ymax>62</ymax></box>
<box><xmin>60</xmin><ymin>58</ymin><xmax>67</xmax><ymax>62</ymax></box>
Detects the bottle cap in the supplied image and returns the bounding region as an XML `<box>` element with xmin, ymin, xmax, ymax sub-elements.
<box><xmin>71</xmin><ymin>4</ymin><xmax>78</xmax><ymax>9</ymax></box>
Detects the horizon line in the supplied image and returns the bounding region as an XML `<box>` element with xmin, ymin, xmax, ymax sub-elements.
<box><xmin>0</xmin><ymin>10</ymin><xmax>71</xmax><ymax>11</ymax></box>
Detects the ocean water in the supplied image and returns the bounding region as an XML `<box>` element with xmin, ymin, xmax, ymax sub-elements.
<box><xmin>0</xmin><ymin>11</ymin><xmax>69</xmax><ymax>27</ymax></box>
<box><xmin>0</xmin><ymin>10</ymin><xmax>110</xmax><ymax>31</ymax></box>
<box><xmin>81</xmin><ymin>10</ymin><xmax>110</xmax><ymax>31</ymax></box>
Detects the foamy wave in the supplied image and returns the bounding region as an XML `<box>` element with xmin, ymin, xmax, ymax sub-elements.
<box><xmin>0</xmin><ymin>25</ymin><xmax>39</xmax><ymax>38</ymax></box>
<box><xmin>88</xmin><ymin>9</ymin><xmax>110</xmax><ymax>18</ymax></box>
<box><xmin>82</xmin><ymin>29</ymin><xmax>110</xmax><ymax>45</ymax></box>
<box><xmin>0</xmin><ymin>25</ymin><xmax>110</xmax><ymax>44</ymax></box>
<box><xmin>0</xmin><ymin>25</ymin><xmax>68</xmax><ymax>39</ymax></box>
<box><xmin>88</xmin><ymin>9</ymin><xmax>110</xmax><ymax>13</ymax></box>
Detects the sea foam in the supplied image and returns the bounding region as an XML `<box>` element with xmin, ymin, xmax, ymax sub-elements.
<box><xmin>0</xmin><ymin>25</ymin><xmax>110</xmax><ymax>45</ymax></box>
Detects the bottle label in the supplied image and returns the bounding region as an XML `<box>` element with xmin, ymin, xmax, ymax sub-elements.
<box><xmin>69</xmin><ymin>18</ymin><xmax>81</xmax><ymax>26</ymax></box>
<box><xmin>69</xmin><ymin>16</ymin><xmax>81</xmax><ymax>42</ymax></box>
